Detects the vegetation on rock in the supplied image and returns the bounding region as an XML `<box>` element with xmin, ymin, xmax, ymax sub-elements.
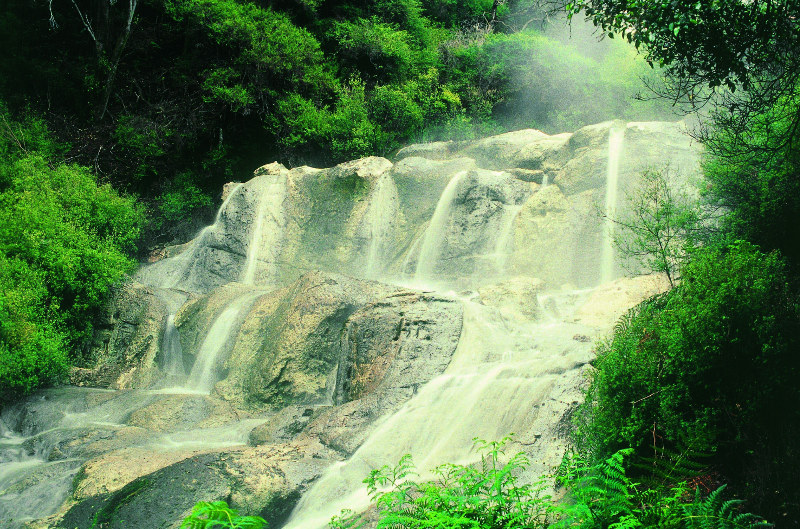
<box><xmin>0</xmin><ymin>108</ymin><xmax>143</xmax><ymax>401</ymax></box>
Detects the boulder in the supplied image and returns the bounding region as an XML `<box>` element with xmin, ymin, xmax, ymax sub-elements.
<box><xmin>477</xmin><ymin>277</ymin><xmax>544</xmax><ymax>319</ymax></box>
<box><xmin>213</xmin><ymin>272</ymin><xmax>401</xmax><ymax>408</ymax></box>
<box><xmin>79</xmin><ymin>282</ymin><xmax>170</xmax><ymax>389</ymax></box>
<box><xmin>574</xmin><ymin>273</ymin><xmax>671</xmax><ymax>329</ymax></box>
<box><xmin>459</xmin><ymin>129</ymin><xmax>570</xmax><ymax>170</ymax></box>
<box><xmin>508</xmin><ymin>185</ymin><xmax>603</xmax><ymax>287</ymax></box>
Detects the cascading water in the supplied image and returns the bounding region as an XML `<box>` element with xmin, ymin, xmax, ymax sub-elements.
<box><xmin>283</xmin><ymin>294</ymin><xmax>595</xmax><ymax>529</ymax></box>
<box><xmin>184</xmin><ymin>293</ymin><xmax>261</xmax><ymax>393</ymax></box>
<box><xmin>137</xmin><ymin>183</ymin><xmax>244</xmax><ymax>291</ymax></box>
<box><xmin>162</xmin><ymin>314</ymin><xmax>185</xmax><ymax>377</ymax></box>
<box><xmin>1</xmin><ymin>121</ymin><xmax>699</xmax><ymax>529</ymax></box>
<box><xmin>601</xmin><ymin>124</ymin><xmax>626</xmax><ymax>284</ymax></box>
<box><xmin>414</xmin><ymin>171</ymin><xmax>468</xmax><ymax>284</ymax></box>
<box><xmin>362</xmin><ymin>173</ymin><xmax>399</xmax><ymax>279</ymax></box>
<box><xmin>242</xmin><ymin>173</ymin><xmax>287</xmax><ymax>286</ymax></box>
<box><xmin>491</xmin><ymin>204</ymin><xmax>522</xmax><ymax>276</ymax></box>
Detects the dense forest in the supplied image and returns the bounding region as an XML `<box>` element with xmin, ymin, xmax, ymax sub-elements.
<box><xmin>2</xmin><ymin>0</ymin><xmax>800</xmax><ymax>527</ymax></box>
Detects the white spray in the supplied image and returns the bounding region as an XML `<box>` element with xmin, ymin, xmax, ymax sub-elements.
<box><xmin>600</xmin><ymin>124</ymin><xmax>625</xmax><ymax>284</ymax></box>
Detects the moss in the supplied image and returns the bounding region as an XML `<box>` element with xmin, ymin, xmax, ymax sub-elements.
<box><xmin>93</xmin><ymin>479</ymin><xmax>151</xmax><ymax>526</ymax></box>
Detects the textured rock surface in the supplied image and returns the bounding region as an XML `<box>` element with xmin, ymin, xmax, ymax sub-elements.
<box><xmin>478</xmin><ymin>277</ymin><xmax>543</xmax><ymax>319</ymax></box>
<box><xmin>75</xmin><ymin>282</ymin><xmax>169</xmax><ymax>389</ymax></box>
<box><xmin>508</xmin><ymin>186</ymin><xmax>602</xmax><ymax>287</ymax></box>
<box><xmin>215</xmin><ymin>272</ymin><xmax>401</xmax><ymax>408</ymax></box>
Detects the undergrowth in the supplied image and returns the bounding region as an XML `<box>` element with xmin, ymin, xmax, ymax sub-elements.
<box><xmin>321</xmin><ymin>438</ymin><xmax>771</xmax><ymax>529</ymax></box>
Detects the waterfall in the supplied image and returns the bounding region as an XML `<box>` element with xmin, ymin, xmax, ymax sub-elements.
<box><xmin>136</xmin><ymin>183</ymin><xmax>244</xmax><ymax>291</ymax></box>
<box><xmin>491</xmin><ymin>204</ymin><xmax>522</xmax><ymax>276</ymax></box>
<box><xmin>600</xmin><ymin>124</ymin><xmax>625</xmax><ymax>284</ymax></box>
<box><xmin>541</xmin><ymin>173</ymin><xmax>549</xmax><ymax>188</ymax></box>
<box><xmin>414</xmin><ymin>171</ymin><xmax>468</xmax><ymax>283</ymax></box>
<box><xmin>162</xmin><ymin>315</ymin><xmax>185</xmax><ymax>377</ymax></box>
<box><xmin>282</xmin><ymin>296</ymin><xmax>595</xmax><ymax>529</ymax></box>
<box><xmin>184</xmin><ymin>293</ymin><xmax>259</xmax><ymax>393</ymax></box>
<box><xmin>363</xmin><ymin>173</ymin><xmax>399</xmax><ymax>279</ymax></box>
<box><xmin>242</xmin><ymin>173</ymin><xmax>287</xmax><ymax>285</ymax></box>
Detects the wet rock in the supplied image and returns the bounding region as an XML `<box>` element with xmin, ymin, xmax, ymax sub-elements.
<box><xmin>459</xmin><ymin>129</ymin><xmax>570</xmax><ymax>170</ymax></box>
<box><xmin>54</xmin><ymin>438</ymin><xmax>338</xmax><ymax>529</ymax></box>
<box><xmin>248</xmin><ymin>406</ymin><xmax>320</xmax><ymax>446</ymax></box>
<box><xmin>214</xmin><ymin>272</ymin><xmax>402</xmax><ymax>408</ymax></box>
<box><xmin>508</xmin><ymin>185</ymin><xmax>602</xmax><ymax>288</ymax></box>
<box><xmin>477</xmin><ymin>277</ymin><xmax>543</xmax><ymax>319</ymax></box>
<box><xmin>395</xmin><ymin>141</ymin><xmax>454</xmax><ymax>161</ymax></box>
<box><xmin>575</xmin><ymin>274</ymin><xmax>671</xmax><ymax>329</ymax></box>
<box><xmin>308</xmin><ymin>291</ymin><xmax>463</xmax><ymax>455</ymax></box>
<box><xmin>80</xmin><ymin>281</ymin><xmax>169</xmax><ymax>389</ymax></box>
<box><xmin>327</xmin><ymin>157</ymin><xmax>392</xmax><ymax>180</ymax></box>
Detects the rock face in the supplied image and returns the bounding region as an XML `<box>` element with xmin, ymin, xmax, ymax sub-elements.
<box><xmin>4</xmin><ymin>272</ymin><xmax>463</xmax><ymax>529</ymax></box>
<box><xmin>75</xmin><ymin>282</ymin><xmax>170</xmax><ymax>389</ymax></box>
<box><xmin>4</xmin><ymin>121</ymin><xmax>703</xmax><ymax>529</ymax></box>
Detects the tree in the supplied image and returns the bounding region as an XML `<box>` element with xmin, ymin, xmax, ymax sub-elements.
<box><xmin>0</xmin><ymin>109</ymin><xmax>144</xmax><ymax>400</ymax></box>
<box><xmin>575</xmin><ymin>241</ymin><xmax>800</xmax><ymax>521</ymax></box>
<box><xmin>50</xmin><ymin>0</ymin><xmax>139</xmax><ymax>120</ymax></box>
<box><xmin>565</xmin><ymin>0</ymin><xmax>800</xmax><ymax>157</ymax></box>
<box><xmin>609</xmin><ymin>168</ymin><xmax>703</xmax><ymax>288</ymax></box>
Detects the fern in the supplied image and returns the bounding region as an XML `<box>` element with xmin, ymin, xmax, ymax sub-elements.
<box><xmin>332</xmin><ymin>436</ymin><xmax>554</xmax><ymax>529</ymax></box>
<box><xmin>631</xmin><ymin>443</ymin><xmax>713</xmax><ymax>487</ymax></box>
<box><xmin>181</xmin><ymin>500</ymin><xmax>267</xmax><ymax>529</ymax></box>
<box><xmin>681</xmin><ymin>486</ymin><xmax>771</xmax><ymax>529</ymax></box>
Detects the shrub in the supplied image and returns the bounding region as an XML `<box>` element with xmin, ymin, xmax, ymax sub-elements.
<box><xmin>575</xmin><ymin>242</ymin><xmax>800</xmax><ymax>519</ymax></box>
<box><xmin>0</xmin><ymin>113</ymin><xmax>144</xmax><ymax>400</ymax></box>
<box><xmin>330</xmin><ymin>437</ymin><xmax>555</xmax><ymax>529</ymax></box>
<box><xmin>328</xmin><ymin>441</ymin><xmax>768</xmax><ymax>529</ymax></box>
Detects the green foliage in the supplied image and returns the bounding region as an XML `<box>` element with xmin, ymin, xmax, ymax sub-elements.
<box><xmin>181</xmin><ymin>501</ymin><xmax>267</xmax><ymax>529</ymax></box>
<box><xmin>682</xmin><ymin>486</ymin><xmax>771</xmax><ymax>529</ymax></box>
<box><xmin>332</xmin><ymin>18</ymin><xmax>417</xmax><ymax>85</ymax></box>
<box><xmin>330</xmin><ymin>437</ymin><xmax>554</xmax><ymax>529</ymax></box>
<box><xmin>575</xmin><ymin>241</ymin><xmax>800</xmax><ymax>521</ymax></box>
<box><xmin>0</xmin><ymin>0</ymin><xmax>679</xmax><ymax>246</ymax></box>
<box><xmin>0</xmin><ymin>110</ymin><xmax>144</xmax><ymax>401</ymax></box>
<box><xmin>556</xmin><ymin>449</ymin><xmax>769</xmax><ymax>528</ymax></box>
<box><xmin>441</xmin><ymin>29</ymin><xmax>674</xmax><ymax>135</ymax></box>
<box><xmin>703</xmin><ymin>87</ymin><xmax>800</xmax><ymax>270</ymax></box>
<box><xmin>155</xmin><ymin>171</ymin><xmax>214</xmax><ymax>232</ymax></box>
<box><xmin>164</xmin><ymin>0</ymin><xmax>333</xmax><ymax>97</ymax></box>
<box><xmin>0</xmin><ymin>254</ymin><xmax>68</xmax><ymax>400</ymax></box>
<box><xmin>331</xmin><ymin>443</ymin><xmax>768</xmax><ymax>529</ymax></box>
<box><xmin>565</xmin><ymin>0</ymin><xmax>800</xmax><ymax>92</ymax></box>
<box><xmin>611</xmin><ymin>168</ymin><xmax>703</xmax><ymax>287</ymax></box>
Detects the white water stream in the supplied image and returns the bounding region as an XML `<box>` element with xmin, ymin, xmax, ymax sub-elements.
<box><xmin>414</xmin><ymin>171</ymin><xmax>468</xmax><ymax>283</ymax></box>
<box><xmin>242</xmin><ymin>173</ymin><xmax>287</xmax><ymax>285</ymax></box>
<box><xmin>162</xmin><ymin>314</ymin><xmax>185</xmax><ymax>377</ymax></box>
<box><xmin>0</xmin><ymin>120</ymin><xmax>701</xmax><ymax>529</ymax></box>
<box><xmin>491</xmin><ymin>204</ymin><xmax>522</xmax><ymax>276</ymax></box>
<box><xmin>600</xmin><ymin>124</ymin><xmax>626</xmax><ymax>284</ymax></box>
<box><xmin>184</xmin><ymin>293</ymin><xmax>261</xmax><ymax>393</ymax></box>
<box><xmin>137</xmin><ymin>183</ymin><xmax>244</xmax><ymax>291</ymax></box>
<box><xmin>363</xmin><ymin>173</ymin><xmax>400</xmax><ymax>279</ymax></box>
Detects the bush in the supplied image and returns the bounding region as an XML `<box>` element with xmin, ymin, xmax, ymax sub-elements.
<box><xmin>0</xmin><ymin>254</ymin><xmax>68</xmax><ymax>402</ymax></box>
<box><xmin>0</xmin><ymin>112</ymin><xmax>144</xmax><ymax>400</ymax></box>
<box><xmin>181</xmin><ymin>501</ymin><xmax>266</xmax><ymax>529</ymax></box>
<box><xmin>331</xmin><ymin>437</ymin><xmax>555</xmax><ymax>529</ymax></box>
<box><xmin>575</xmin><ymin>242</ymin><xmax>800</xmax><ymax>519</ymax></box>
<box><xmin>704</xmin><ymin>88</ymin><xmax>800</xmax><ymax>271</ymax></box>
<box><xmin>328</xmin><ymin>440</ymin><xmax>768</xmax><ymax>529</ymax></box>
